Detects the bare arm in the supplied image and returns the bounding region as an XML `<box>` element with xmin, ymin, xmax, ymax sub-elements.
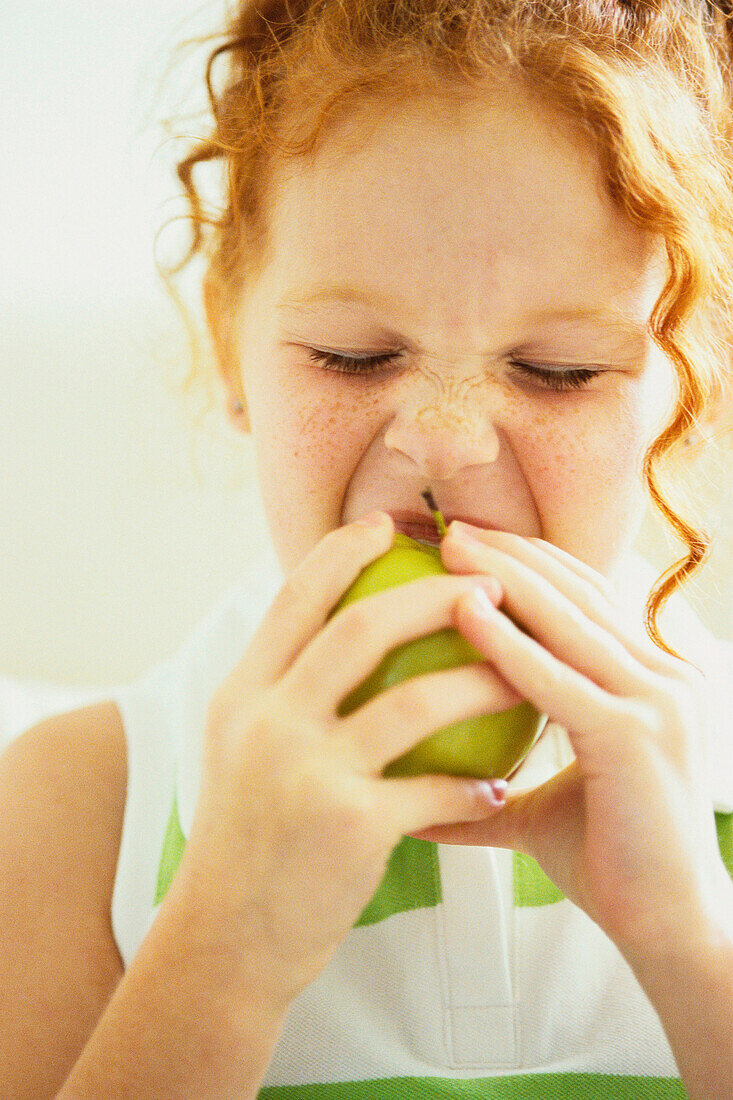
<box><xmin>0</xmin><ymin>704</ymin><xmax>126</xmax><ymax>1098</ymax></box>
<box><xmin>0</xmin><ymin>704</ymin><xmax>290</xmax><ymax>1100</ymax></box>
<box><xmin>57</xmin><ymin>863</ymin><xmax>292</xmax><ymax>1099</ymax></box>
<box><xmin>623</xmin><ymin>878</ymin><xmax>733</xmax><ymax>1100</ymax></box>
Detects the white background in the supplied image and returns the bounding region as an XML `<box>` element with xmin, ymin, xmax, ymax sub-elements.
<box><xmin>1</xmin><ymin>1</ymin><xmax>731</xmax><ymax>691</ymax></box>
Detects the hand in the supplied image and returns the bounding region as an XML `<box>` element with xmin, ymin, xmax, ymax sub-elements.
<box><xmin>407</xmin><ymin>522</ymin><xmax>732</xmax><ymax>962</ymax></box>
<box><xmin>177</xmin><ymin>514</ymin><xmax>511</xmax><ymax>1009</ymax></box>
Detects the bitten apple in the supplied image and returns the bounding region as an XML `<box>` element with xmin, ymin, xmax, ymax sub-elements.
<box><xmin>328</xmin><ymin>528</ymin><xmax>547</xmax><ymax>780</ymax></box>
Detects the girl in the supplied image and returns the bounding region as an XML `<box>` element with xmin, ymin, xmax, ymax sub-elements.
<box><xmin>2</xmin><ymin>1</ymin><xmax>733</xmax><ymax>1096</ymax></box>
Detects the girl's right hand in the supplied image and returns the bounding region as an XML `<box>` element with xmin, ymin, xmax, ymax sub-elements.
<box><xmin>177</xmin><ymin>512</ymin><xmax>518</xmax><ymax>1008</ymax></box>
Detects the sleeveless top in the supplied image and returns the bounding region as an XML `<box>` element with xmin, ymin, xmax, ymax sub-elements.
<box><xmin>109</xmin><ymin>549</ymin><xmax>733</xmax><ymax>1098</ymax></box>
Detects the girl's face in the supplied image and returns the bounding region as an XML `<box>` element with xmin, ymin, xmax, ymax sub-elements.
<box><xmin>228</xmin><ymin>89</ymin><xmax>676</xmax><ymax>583</ymax></box>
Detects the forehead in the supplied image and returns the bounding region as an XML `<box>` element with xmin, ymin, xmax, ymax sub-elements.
<box><xmin>266</xmin><ymin>92</ymin><xmax>667</xmax><ymax>337</ymax></box>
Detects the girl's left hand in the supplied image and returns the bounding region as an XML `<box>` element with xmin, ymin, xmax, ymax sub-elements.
<box><xmin>407</xmin><ymin>522</ymin><xmax>733</xmax><ymax>962</ymax></box>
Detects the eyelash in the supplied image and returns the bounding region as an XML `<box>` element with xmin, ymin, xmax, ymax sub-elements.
<box><xmin>305</xmin><ymin>348</ymin><xmax>603</xmax><ymax>392</ymax></box>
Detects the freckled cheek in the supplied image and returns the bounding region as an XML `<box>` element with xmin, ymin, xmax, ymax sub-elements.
<box><xmin>535</xmin><ymin>422</ymin><xmax>640</xmax><ymax>492</ymax></box>
<box><xmin>291</xmin><ymin>391</ymin><xmax>379</xmax><ymax>472</ymax></box>
<box><xmin>522</xmin><ymin>407</ymin><xmax>648</xmax><ymax>568</ymax></box>
<box><xmin>255</xmin><ymin>369</ymin><xmax>356</xmax><ymax>449</ymax></box>
<box><xmin>253</xmin><ymin>381</ymin><xmax>381</xmax><ymax>528</ymax></box>
<box><xmin>517</xmin><ymin>400</ymin><xmax>644</xmax><ymax>517</ymax></box>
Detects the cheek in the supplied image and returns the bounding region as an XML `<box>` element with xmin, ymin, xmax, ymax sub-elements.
<box><xmin>249</xmin><ymin>373</ymin><xmax>384</xmax><ymax>550</ymax></box>
<box><xmin>524</xmin><ymin>389</ymin><xmax>644</xmax><ymax>482</ymax></box>
<box><xmin>522</xmin><ymin>397</ymin><xmax>650</xmax><ymax>568</ymax></box>
<box><xmin>276</xmin><ymin>382</ymin><xmax>383</xmax><ymax>477</ymax></box>
<box><xmin>252</xmin><ymin>369</ymin><xmax>364</xmax><ymax>469</ymax></box>
<box><xmin>536</xmin><ymin>416</ymin><xmax>643</xmax><ymax>495</ymax></box>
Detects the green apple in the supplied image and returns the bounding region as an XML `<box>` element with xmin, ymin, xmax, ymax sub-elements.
<box><xmin>328</xmin><ymin>529</ymin><xmax>547</xmax><ymax>779</ymax></box>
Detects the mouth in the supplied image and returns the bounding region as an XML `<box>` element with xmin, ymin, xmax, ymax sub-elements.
<box><xmin>388</xmin><ymin>510</ymin><xmax>508</xmax><ymax>545</ymax></box>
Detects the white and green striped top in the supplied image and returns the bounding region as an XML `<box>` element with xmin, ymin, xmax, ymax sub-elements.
<box><xmin>110</xmin><ymin>550</ymin><xmax>733</xmax><ymax>1097</ymax></box>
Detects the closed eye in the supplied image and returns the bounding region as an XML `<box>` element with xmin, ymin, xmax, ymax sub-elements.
<box><xmin>306</xmin><ymin>348</ymin><xmax>401</xmax><ymax>375</ymax></box>
<box><xmin>509</xmin><ymin>360</ymin><xmax>604</xmax><ymax>391</ymax></box>
<box><xmin>305</xmin><ymin>348</ymin><xmax>604</xmax><ymax>391</ymax></box>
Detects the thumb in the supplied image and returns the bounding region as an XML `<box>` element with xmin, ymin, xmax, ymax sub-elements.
<box><xmin>405</xmin><ymin>787</ymin><xmax>532</xmax><ymax>849</ymax></box>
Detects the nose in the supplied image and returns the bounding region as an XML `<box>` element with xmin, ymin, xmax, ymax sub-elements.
<box><xmin>383</xmin><ymin>387</ymin><xmax>502</xmax><ymax>481</ymax></box>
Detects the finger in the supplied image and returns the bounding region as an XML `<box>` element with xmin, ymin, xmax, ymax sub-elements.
<box><xmin>405</xmin><ymin>761</ymin><xmax>579</xmax><ymax>851</ymax></box>
<box><xmin>224</xmin><ymin>514</ymin><xmax>396</xmax><ymax>691</ymax></box>
<box><xmin>444</xmin><ymin>523</ymin><xmax>616</xmax><ymax>603</ymax></box>
<box><xmin>454</xmin><ymin>589</ymin><xmax>655</xmax><ymax>759</ymax></box>
<box><xmin>526</xmin><ymin>540</ymin><xmax>683</xmax><ymax>673</ymax></box>
<box><xmin>280</xmin><ymin>573</ymin><xmax>502</xmax><ymax>719</ymax></box>
<box><xmin>405</xmin><ymin>789</ymin><xmax>524</xmax><ymax>848</ymax></box>
<box><xmin>339</xmin><ymin>663</ymin><xmax>524</xmax><ymax>774</ymax></box>
<box><xmin>449</xmin><ymin>542</ymin><xmax>657</xmax><ymax>699</ymax></box>
<box><xmin>443</xmin><ymin>532</ymin><xmax>675</xmax><ymax>690</ymax></box>
<box><xmin>380</xmin><ymin>772</ymin><xmax>510</xmax><ymax>838</ymax></box>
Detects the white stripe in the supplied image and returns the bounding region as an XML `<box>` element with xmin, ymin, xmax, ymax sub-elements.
<box><xmin>437</xmin><ymin>845</ymin><xmax>519</xmax><ymax>1068</ymax></box>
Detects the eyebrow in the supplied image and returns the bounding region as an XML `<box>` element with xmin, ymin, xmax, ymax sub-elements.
<box><xmin>276</xmin><ymin>283</ymin><xmax>649</xmax><ymax>338</ymax></box>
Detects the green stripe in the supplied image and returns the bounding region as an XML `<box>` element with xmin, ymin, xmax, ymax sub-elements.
<box><xmin>154</xmin><ymin>787</ymin><xmax>186</xmax><ymax>905</ymax></box>
<box><xmin>513</xmin><ymin>850</ymin><xmax>565</xmax><ymax>907</ymax></box>
<box><xmin>716</xmin><ymin>811</ymin><xmax>733</xmax><ymax>879</ymax></box>
<box><xmin>155</xmin><ymin>800</ymin><xmax>731</xmax><ymax>918</ymax></box>
<box><xmin>355</xmin><ymin>836</ymin><xmax>441</xmax><ymax>926</ymax></box>
<box><xmin>259</xmin><ymin>1072</ymin><xmax>685</xmax><ymax>1097</ymax></box>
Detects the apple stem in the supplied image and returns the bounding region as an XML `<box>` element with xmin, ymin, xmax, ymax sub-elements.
<box><xmin>421</xmin><ymin>487</ymin><xmax>448</xmax><ymax>538</ymax></box>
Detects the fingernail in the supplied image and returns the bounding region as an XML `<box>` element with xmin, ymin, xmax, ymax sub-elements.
<box><xmin>475</xmin><ymin>576</ymin><xmax>503</xmax><ymax>603</ymax></box>
<box><xmin>450</xmin><ymin>521</ymin><xmax>484</xmax><ymax>544</ymax></box>
<box><xmin>467</xmin><ymin>584</ymin><xmax>500</xmax><ymax>617</ymax></box>
<box><xmin>357</xmin><ymin>510</ymin><xmax>389</xmax><ymax>528</ymax></box>
<box><xmin>477</xmin><ymin>779</ymin><xmax>508</xmax><ymax>807</ymax></box>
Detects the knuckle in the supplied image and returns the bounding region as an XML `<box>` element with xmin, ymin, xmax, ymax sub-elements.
<box><xmin>206</xmin><ymin>683</ymin><xmax>239</xmax><ymax>731</ymax></box>
<box><xmin>615</xmin><ymin>641</ymin><xmax>646</xmax><ymax>680</ymax></box>
<box><xmin>635</xmin><ymin>689</ymin><xmax>696</xmax><ymax>762</ymax></box>
<box><xmin>359</xmin><ymin>681</ymin><xmax>423</xmax><ymax>743</ymax></box>
<box><xmin>445</xmin><ymin>576</ymin><xmax>495</xmax><ymax>612</ymax></box>
<box><xmin>277</xmin><ymin>572</ymin><xmax>311</xmax><ymax>612</ymax></box>
<box><xmin>393</xmin><ymin>676</ymin><xmax>432</xmax><ymax>723</ymax></box>
<box><xmin>280</xmin><ymin>523</ymin><xmax>390</xmax><ymax>617</ymax></box>
<box><xmin>455</xmin><ymin>574</ymin><xmax>492</xmax><ymax>595</ymax></box>
<box><xmin>643</xmin><ymin>669</ymin><xmax>701</xmax><ymax>721</ymax></box>
<box><xmin>468</xmin><ymin>663</ymin><xmax>523</xmax><ymax>707</ymax></box>
<box><xmin>624</xmin><ymin>697</ymin><xmax>665</xmax><ymax>738</ymax></box>
<box><xmin>333</xmin><ymin>604</ymin><xmax>369</xmax><ymax>644</ymax></box>
<box><xmin>328</xmin><ymin>779</ymin><xmax>378</xmax><ymax>841</ymax></box>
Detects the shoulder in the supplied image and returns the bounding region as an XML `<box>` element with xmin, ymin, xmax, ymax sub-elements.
<box><xmin>1</xmin><ymin>697</ymin><xmax>126</xmax><ymax>802</ymax></box>
<box><xmin>0</xmin><ymin>700</ymin><xmax>128</xmax><ymax>1083</ymax></box>
<box><xmin>0</xmin><ymin>699</ymin><xmax>128</xmax><ymax>897</ymax></box>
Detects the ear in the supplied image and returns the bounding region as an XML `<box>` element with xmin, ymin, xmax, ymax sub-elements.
<box><xmin>203</xmin><ymin>273</ymin><xmax>250</xmax><ymax>433</ymax></box>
